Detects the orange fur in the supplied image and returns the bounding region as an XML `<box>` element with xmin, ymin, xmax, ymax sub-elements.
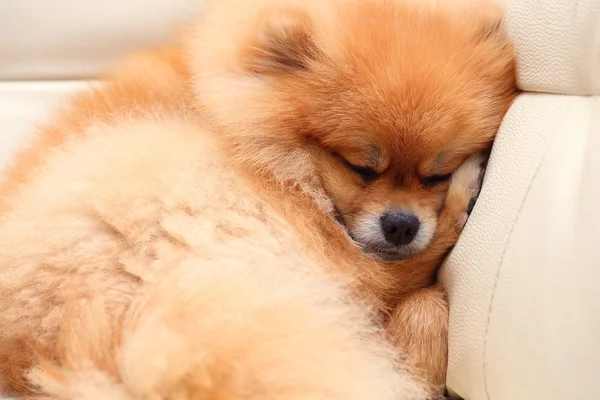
<box><xmin>387</xmin><ymin>283</ymin><xmax>450</xmax><ymax>386</ymax></box>
<box><xmin>0</xmin><ymin>0</ymin><xmax>516</xmax><ymax>398</ymax></box>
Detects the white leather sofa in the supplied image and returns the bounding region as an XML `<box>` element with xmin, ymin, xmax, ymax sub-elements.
<box><xmin>0</xmin><ymin>1</ymin><xmax>598</xmax><ymax>399</ymax></box>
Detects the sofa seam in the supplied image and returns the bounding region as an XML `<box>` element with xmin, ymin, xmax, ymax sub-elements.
<box><xmin>481</xmin><ymin>129</ymin><xmax>555</xmax><ymax>400</ymax></box>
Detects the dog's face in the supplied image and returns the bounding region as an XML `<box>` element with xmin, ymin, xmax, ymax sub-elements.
<box><xmin>192</xmin><ymin>0</ymin><xmax>516</xmax><ymax>260</ymax></box>
<box><xmin>305</xmin><ymin>72</ymin><xmax>499</xmax><ymax>260</ymax></box>
<box><xmin>309</xmin><ymin>117</ymin><xmax>482</xmax><ymax>261</ymax></box>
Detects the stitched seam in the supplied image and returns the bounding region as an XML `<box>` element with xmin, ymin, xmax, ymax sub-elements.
<box><xmin>481</xmin><ymin>141</ymin><xmax>553</xmax><ymax>400</ymax></box>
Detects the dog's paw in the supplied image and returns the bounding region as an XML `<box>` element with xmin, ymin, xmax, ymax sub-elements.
<box><xmin>446</xmin><ymin>152</ymin><xmax>488</xmax><ymax>229</ymax></box>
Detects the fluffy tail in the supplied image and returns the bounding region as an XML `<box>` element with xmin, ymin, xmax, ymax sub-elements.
<box><xmin>28</xmin><ymin>251</ymin><xmax>431</xmax><ymax>400</ymax></box>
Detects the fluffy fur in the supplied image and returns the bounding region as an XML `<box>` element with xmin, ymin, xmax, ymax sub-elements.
<box><xmin>190</xmin><ymin>0</ymin><xmax>515</xmax><ymax>260</ymax></box>
<box><xmin>0</xmin><ymin>0</ymin><xmax>516</xmax><ymax>398</ymax></box>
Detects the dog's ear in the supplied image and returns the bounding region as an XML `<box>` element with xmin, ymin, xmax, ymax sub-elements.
<box><xmin>247</xmin><ymin>8</ymin><xmax>319</xmax><ymax>74</ymax></box>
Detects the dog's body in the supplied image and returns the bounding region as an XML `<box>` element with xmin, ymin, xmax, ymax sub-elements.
<box><xmin>0</xmin><ymin>0</ymin><xmax>516</xmax><ymax>398</ymax></box>
<box><xmin>0</xmin><ymin>115</ymin><xmax>432</xmax><ymax>400</ymax></box>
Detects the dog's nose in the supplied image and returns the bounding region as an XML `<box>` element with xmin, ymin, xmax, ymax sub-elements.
<box><xmin>380</xmin><ymin>211</ymin><xmax>420</xmax><ymax>246</ymax></box>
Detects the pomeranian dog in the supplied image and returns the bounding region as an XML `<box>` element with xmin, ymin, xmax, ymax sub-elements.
<box><xmin>0</xmin><ymin>0</ymin><xmax>516</xmax><ymax>399</ymax></box>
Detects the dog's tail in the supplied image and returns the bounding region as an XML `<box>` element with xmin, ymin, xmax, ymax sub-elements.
<box><xmin>28</xmin><ymin>252</ymin><xmax>430</xmax><ymax>400</ymax></box>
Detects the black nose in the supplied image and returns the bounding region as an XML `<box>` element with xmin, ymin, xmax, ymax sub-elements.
<box><xmin>380</xmin><ymin>212</ymin><xmax>420</xmax><ymax>246</ymax></box>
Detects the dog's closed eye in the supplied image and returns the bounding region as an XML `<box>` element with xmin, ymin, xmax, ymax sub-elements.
<box><xmin>420</xmin><ymin>173</ymin><xmax>452</xmax><ymax>186</ymax></box>
<box><xmin>342</xmin><ymin>159</ymin><xmax>379</xmax><ymax>182</ymax></box>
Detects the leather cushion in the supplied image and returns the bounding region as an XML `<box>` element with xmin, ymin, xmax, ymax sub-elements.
<box><xmin>442</xmin><ymin>93</ymin><xmax>600</xmax><ymax>400</ymax></box>
<box><xmin>0</xmin><ymin>0</ymin><xmax>204</xmax><ymax>80</ymax></box>
<box><xmin>505</xmin><ymin>0</ymin><xmax>600</xmax><ymax>95</ymax></box>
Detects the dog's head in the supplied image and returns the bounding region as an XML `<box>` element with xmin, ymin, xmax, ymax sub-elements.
<box><xmin>191</xmin><ymin>0</ymin><xmax>516</xmax><ymax>260</ymax></box>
